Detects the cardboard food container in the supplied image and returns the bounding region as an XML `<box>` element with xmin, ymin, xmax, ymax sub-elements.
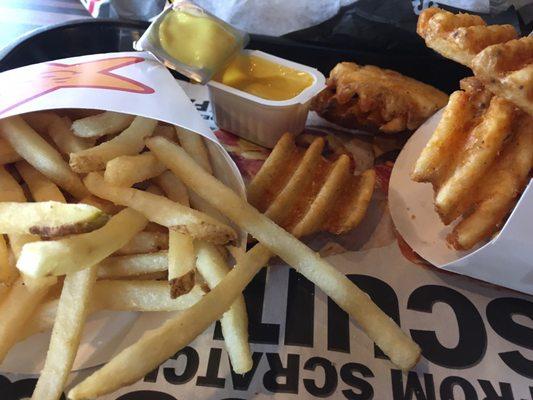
<box><xmin>0</xmin><ymin>51</ymin><xmax>246</xmax><ymax>374</ymax></box>
<box><xmin>389</xmin><ymin>110</ymin><xmax>533</xmax><ymax>295</ymax></box>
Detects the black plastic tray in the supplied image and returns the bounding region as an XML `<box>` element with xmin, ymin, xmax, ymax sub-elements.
<box><xmin>0</xmin><ymin>19</ymin><xmax>469</xmax><ymax>94</ymax></box>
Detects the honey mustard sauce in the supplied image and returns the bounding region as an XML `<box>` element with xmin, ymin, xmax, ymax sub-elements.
<box><xmin>214</xmin><ymin>53</ymin><xmax>314</xmax><ymax>101</ymax></box>
<box><xmin>159</xmin><ymin>9</ymin><xmax>238</xmax><ymax>71</ymax></box>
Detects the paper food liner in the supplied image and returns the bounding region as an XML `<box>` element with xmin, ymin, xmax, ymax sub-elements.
<box><xmin>389</xmin><ymin>110</ymin><xmax>533</xmax><ymax>295</ymax></box>
<box><xmin>0</xmin><ymin>52</ymin><xmax>246</xmax><ymax>374</ymax></box>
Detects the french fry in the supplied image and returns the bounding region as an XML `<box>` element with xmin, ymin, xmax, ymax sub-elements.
<box><xmin>0</xmin><ymin>116</ymin><xmax>88</xmax><ymax>199</ymax></box>
<box><xmin>0</xmin><ymin>166</ymin><xmax>25</xmax><ymax>202</ymax></box>
<box><xmin>195</xmin><ymin>242</ymin><xmax>251</xmax><ymax>374</ymax></box>
<box><xmin>116</xmin><ymin>231</ymin><xmax>168</xmax><ymax>255</ymax></box>
<box><xmin>71</xmin><ymin>111</ymin><xmax>135</xmax><ymax>138</ymax></box>
<box><xmin>98</xmin><ymin>252</ymin><xmax>168</xmax><ymax>279</ymax></box>
<box><xmin>175</xmin><ymin>126</ymin><xmax>213</xmax><ymax>173</ymax></box>
<box><xmin>17</xmin><ymin>208</ymin><xmax>147</xmax><ymax>278</ymax></box>
<box><xmin>16</xmin><ymin>161</ymin><xmax>64</xmax><ymax>202</ymax></box>
<box><xmin>104</xmin><ymin>152</ymin><xmax>166</xmax><ymax>187</ymax></box>
<box><xmin>68</xmin><ymin>133</ymin><xmax>384</xmax><ymax>397</ymax></box>
<box><xmin>79</xmin><ymin>195</ymin><xmax>123</xmax><ymax>215</ymax></box>
<box><xmin>145</xmin><ymin>183</ymin><xmax>164</xmax><ymax>196</ymax></box>
<box><xmin>84</xmin><ymin>172</ymin><xmax>236</xmax><ymax>244</ymax></box>
<box><xmin>23</xmin><ymin>112</ymin><xmax>95</xmax><ymax>154</ymax></box>
<box><xmin>176</xmin><ymin>130</ymin><xmax>251</xmax><ymax>372</ymax></box>
<box><xmin>68</xmin><ymin>244</ymin><xmax>272</xmax><ymax>400</ymax></box>
<box><xmin>147</xmin><ymin>137</ymin><xmax>420</xmax><ymax>369</ymax></box>
<box><xmin>168</xmin><ymin>230</ymin><xmax>195</xmax><ymax>298</ymax></box>
<box><xmin>0</xmin><ymin>173</ymin><xmax>55</xmax><ymax>359</ymax></box>
<box><xmin>31</xmin><ymin>265</ymin><xmax>98</xmax><ymax>400</ymax></box>
<box><xmin>0</xmin><ymin>235</ymin><xmax>17</xmax><ymax>285</ymax></box>
<box><xmin>69</xmin><ymin>116</ymin><xmax>157</xmax><ymax>173</ymax></box>
<box><xmin>153</xmin><ymin>125</ymin><xmax>176</xmax><ymax>141</ymax></box>
<box><xmin>0</xmin><ymin>166</ymin><xmax>35</xmax><ymax>284</ymax></box>
<box><xmin>95</xmin><ymin>280</ymin><xmax>204</xmax><ymax>311</ymax></box>
<box><xmin>450</xmin><ymin>113</ymin><xmax>533</xmax><ymax>249</ymax></box>
<box><xmin>22</xmin><ymin>111</ymin><xmax>57</xmax><ymax>133</ymax></box>
<box><xmin>174</xmin><ymin>127</ymin><xmax>225</xmax><ymax>221</ymax></box>
<box><xmin>434</xmin><ymin>96</ymin><xmax>514</xmax><ymax>222</ymax></box>
<box><xmin>154</xmin><ymin>170</ymin><xmax>190</xmax><ymax>205</ymax></box>
<box><xmin>0</xmin><ymin>277</ymin><xmax>54</xmax><ymax>362</ymax></box>
<box><xmin>0</xmin><ymin>138</ymin><xmax>21</xmax><ymax>165</ymax></box>
<box><xmin>22</xmin><ymin>282</ymin><xmax>205</xmax><ymax>340</ymax></box>
<box><xmin>0</xmin><ymin>202</ymin><xmax>107</xmax><ymax>237</ymax></box>
<box><xmin>46</xmin><ymin>115</ymin><xmax>95</xmax><ymax>154</ymax></box>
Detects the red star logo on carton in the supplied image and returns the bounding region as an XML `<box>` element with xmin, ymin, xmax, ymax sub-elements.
<box><xmin>0</xmin><ymin>56</ymin><xmax>154</xmax><ymax>116</ymax></box>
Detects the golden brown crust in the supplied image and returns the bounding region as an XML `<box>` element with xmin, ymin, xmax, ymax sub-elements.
<box><xmin>247</xmin><ymin>132</ymin><xmax>375</xmax><ymax>236</ymax></box>
<box><xmin>311</xmin><ymin>62</ymin><xmax>448</xmax><ymax>134</ymax></box>
<box><xmin>412</xmin><ymin>78</ymin><xmax>532</xmax><ymax>249</ymax></box>
<box><xmin>417</xmin><ymin>8</ymin><xmax>517</xmax><ymax>66</ymax></box>
<box><xmin>472</xmin><ymin>37</ymin><xmax>533</xmax><ymax>116</ymax></box>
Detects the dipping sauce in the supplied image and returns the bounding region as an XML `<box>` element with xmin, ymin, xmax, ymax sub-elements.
<box><xmin>159</xmin><ymin>9</ymin><xmax>239</xmax><ymax>71</ymax></box>
<box><xmin>214</xmin><ymin>54</ymin><xmax>314</xmax><ymax>101</ymax></box>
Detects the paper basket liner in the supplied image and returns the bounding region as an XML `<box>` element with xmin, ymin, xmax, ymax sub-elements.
<box><xmin>389</xmin><ymin>110</ymin><xmax>533</xmax><ymax>295</ymax></box>
<box><xmin>0</xmin><ymin>51</ymin><xmax>246</xmax><ymax>374</ymax></box>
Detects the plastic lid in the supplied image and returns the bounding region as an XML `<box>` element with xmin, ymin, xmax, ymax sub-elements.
<box><xmin>134</xmin><ymin>1</ymin><xmax>249</xmax><ymax>84</ymax></box>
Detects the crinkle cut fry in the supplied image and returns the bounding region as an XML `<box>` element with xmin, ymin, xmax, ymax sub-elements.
<box><xmin>248</xmin><ymin>132</ymin><xmax>375</xmax><ymax>236</ymax></box>
<box><xmin>434</xmin><ymin>95</ymin><xmax>515</xmax><ymax>223</ymax></box>
<box><xmin>417</xmin><ymin>8</ymin><xmax>517</xmax><ymax>67</ymax></box>
<box><xmin>449</xmin><ymin>112</ymin><xmax>533</xmax><ymax>249</ymax></box>
<box><xmin>472</xmin><ymin>37</ymin><xmax>533</xmax><ymax>117</ymax></box>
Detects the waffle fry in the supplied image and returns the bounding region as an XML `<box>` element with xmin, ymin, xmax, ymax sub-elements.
<box><xmin>472</xmin><ymin>37</ymin><xmax>533</xmax><ymax>117</ymax></box>
<box><xmin>248</xmin><ymin>132</ymin><xmax>375</xmax><ymax>236</ymax></box>
<box><xmin>311</xmin><ymin>62</ymin><xmax>448</xmax><ymax>133</ymax></box>
<box><xmin>417</xmin><ymin>8</ymin><xmax>517</xmax><ymax>67</ymax></box>
<box><xmin>412</xmin><ymin>79</ymin><xmax>533</xmax><ymax>249</ymax></box>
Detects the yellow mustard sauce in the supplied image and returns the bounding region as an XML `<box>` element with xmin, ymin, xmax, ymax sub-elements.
<box><xmin>159</xmin><ymin>10</ymin><xmax>237</xmax><ymax>70</ymax></box>
<box><xmin>214</xmin><ymin>53</ymin><xmax>314</xmax><ymax>101</ymax></box>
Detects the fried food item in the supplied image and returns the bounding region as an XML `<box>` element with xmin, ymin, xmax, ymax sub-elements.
<box><xmin>417</xmin><ymin>8</ymin><xmax>517</xmax><ymax>67</ymax></box>
<box><xmin>472</xmin><ymin>37</ymin><xmax>533</xmax><ymax>117</ymax></box>
<box><xmin>247</xmin><ymin>132</ymin><xmax>375</xmax><ymax>235</ymax></box>
<box><xmin>0</xmin><ymin>202</ymin><xmax>107</xmax><ymax>237</ymax></box>
<box><xmin>412</xmin><ymin>78</ymin><xmax>533</xmax><ymax>249</ymax></box>
<box><xmin>449</xmin><ymin>111</ymin><xmax>533</xmax><ymax>249</ymax></box>
<box><xmin>311</xmin><ymin>62</ymin><xmax>448</xmax><ymax>133</ymax></box>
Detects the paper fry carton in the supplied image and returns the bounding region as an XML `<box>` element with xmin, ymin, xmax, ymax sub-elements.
<box><xmin>389</xmin><ymin>110</ymin><xmax>533</xmax><ymax>295</ymax></box>
<box><xmin>0</xmin><ymin>51</ymin><xmax>245</xmax><ymax>374</ymax></box>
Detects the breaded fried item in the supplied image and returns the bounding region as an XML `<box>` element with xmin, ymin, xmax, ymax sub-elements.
<box><xmin>247</xmin><ymin>132</ymin><xmax>375</xmax><ymax>236</ymax></box>
<box><xmin>311</xmin><ymin>62</ymin><xmax>448</xmax><ymax>134</ymax></box>
<box><xmin>472</xmin><ymin>37</ymin><xmax>533</xmax><ymax>116</ymax></box>
<box><xmin>412</xmin><ymin>78</ymin><xmax>533</xmax><ymax>249</ymax></box>
<box><xmin>449</xmin><ymin>111</ymin><xmax>533</xmax><ymax>249</ymax></box>
<box><xmin>417</xmin><ymin>8</ymin><xmax>517</xmax><ymax>67</ymax></box>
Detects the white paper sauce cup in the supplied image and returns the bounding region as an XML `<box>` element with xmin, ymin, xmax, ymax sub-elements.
<box><xmin>207</xmin><ymin>50</ymin><xmax>326</xmax><ymax>148</ymax></box>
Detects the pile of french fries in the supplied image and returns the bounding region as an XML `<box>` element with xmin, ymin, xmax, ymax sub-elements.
<box><xmin>0</xmin><ymin>110</ymin><xmax>420</xmax><ymax>400</ymax></box>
